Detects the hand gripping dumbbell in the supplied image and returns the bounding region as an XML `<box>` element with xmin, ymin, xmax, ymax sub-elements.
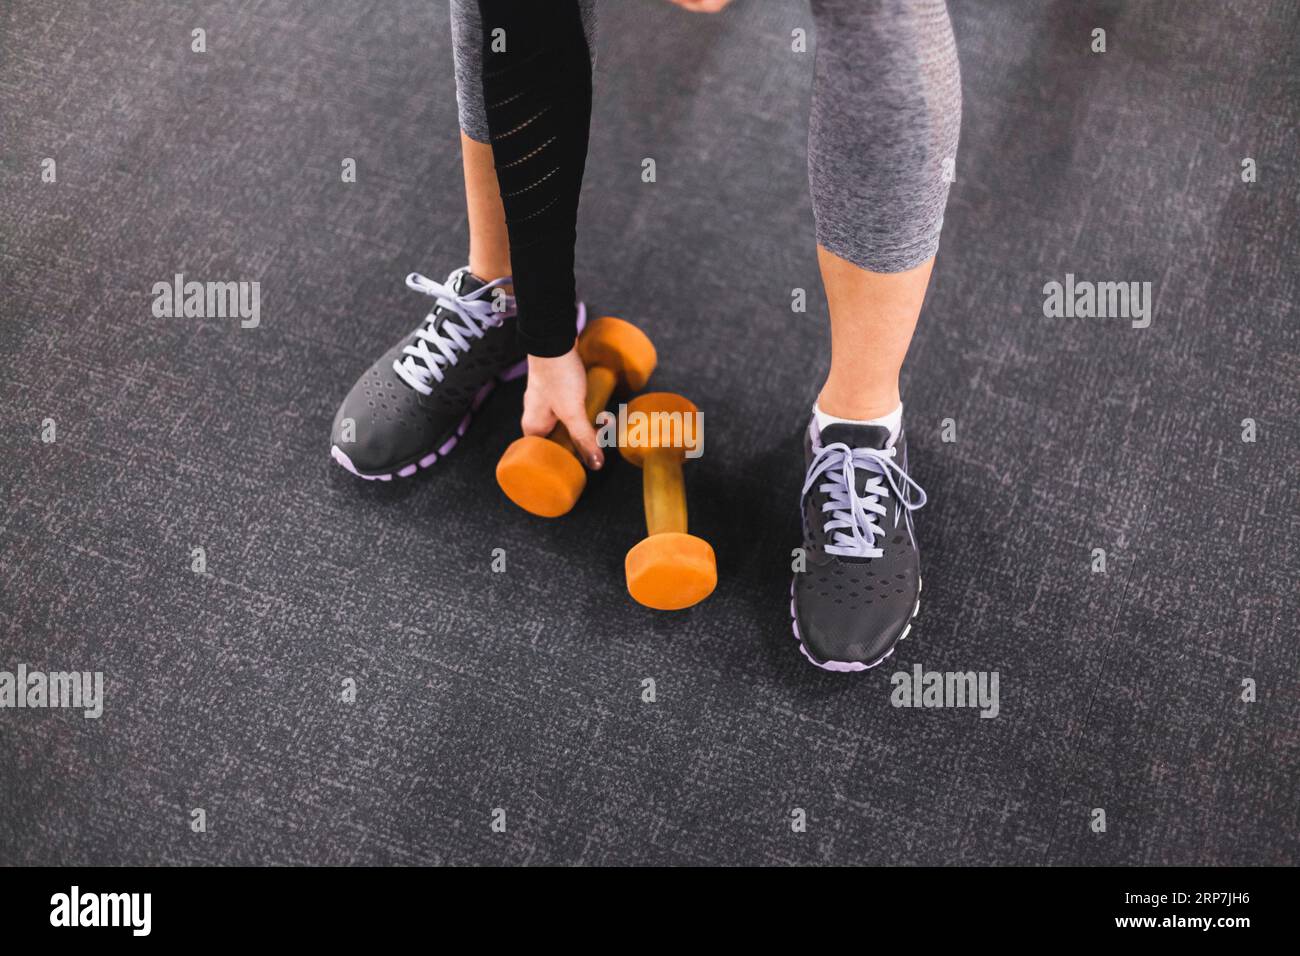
<box><xmin>618</xmin><ymin>392</ymin><xmax>717</xmax><ymax>610</ymax></box>
<box><xmin>496</xmin><ymin>316</ymin><xmax>656</xmax><ymax>517</ymax></box>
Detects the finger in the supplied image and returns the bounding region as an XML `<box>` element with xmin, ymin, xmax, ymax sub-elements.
<box><xmin>560</xmin><ymin>405</ymin><xmax>604</xmax><ymax>470</ymax></box>
<box><xmin>521</xmin><ymin>401</ymin><xmax>557</xmax><ymax>437</ymax></box>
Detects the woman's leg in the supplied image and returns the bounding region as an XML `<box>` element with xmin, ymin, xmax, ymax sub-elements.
<box><xmin>326</xmin><ymin>2</ymin><xmax>596</xmax><ymax>479</ymax></box>
<box><xmin>453</xmin><ymin>0</ymin><xmax>511</xmax><ymax>283</ymax></box>
<box><xmin>461</xmin><ymin>132</ymin><xmax>512</xmax><ymax>283</ymax></box>
<box><xmin>451</xmin><ymin>0</ymin><xmax>528</xmax><ymax>284</ymax></box>
<box><xmin>808</xmin><ymin>0</ymin><xmax>961</xmax><ymax>425</ymax></box>
<box><xmin>817</xmin><ymin>251</ymin><xmax>933</xmax><ymax>421</ymax></box>
<box><xmin>792</xmin><ymin>0</ymin><xmax>961</xmax><ymax>671</ymax></box>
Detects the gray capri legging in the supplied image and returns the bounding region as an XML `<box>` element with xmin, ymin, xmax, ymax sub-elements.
<box><xmin>450</xmin><ymin>0</ymin><xmax>960</xmax><ymax>275</ymax></box>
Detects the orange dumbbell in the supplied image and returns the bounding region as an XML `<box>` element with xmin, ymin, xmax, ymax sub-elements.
<box><xmin>619</xmin><ymin>392</ymin><xmax>717</xmax><ymax>610</ymax></box>
<box><xmin>496</xmin><ymin>316</ymin><xmax>656</xmax><ymax>517</ymax></box>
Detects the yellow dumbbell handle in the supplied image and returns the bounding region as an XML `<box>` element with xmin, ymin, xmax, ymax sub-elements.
<box><xmin>551</xmin><ymin>364</ymin><xmax>618</xmax><ymax>458</ymax></box>
<box><xmin>643</xmin><ymin>449</ymin><xmax>687</xmax><ymax>536</ymax></box>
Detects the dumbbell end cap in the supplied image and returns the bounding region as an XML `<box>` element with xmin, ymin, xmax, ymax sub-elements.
<box><xmin>496</xmin><ymin>436</ymin><xmax>587</xmax><ymax>517</ymax></box>
<box><xmin>578</xmin><ymin>316</ymin><xmax>657</xmax><ymax>392</ymax></box>
<box><xmin>625</xmin><ymin>532</ymin><xmax>717</xmax><ymax>610</ymax></box>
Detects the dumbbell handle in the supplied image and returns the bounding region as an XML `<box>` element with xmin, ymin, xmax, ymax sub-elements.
<box><xmin>550</xmin><ymin>364</ymin><xmax>618</xmax><ymax>457</ymax></box>
<box><xmin>642</xmin><ymin>449</ymin><xmax>688</xmax><ymax>536</ymax></box>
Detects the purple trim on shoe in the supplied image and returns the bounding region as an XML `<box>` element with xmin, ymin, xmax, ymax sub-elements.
<box><xmin>331</xmin><ymin>445</ymin><xmax>366</xmax><ymax>477</ymax></box>
<box><xmin>470</xmin><ymin>382</ymin><xmax>494</xmax><ymax>412</ymax></box>
<box><xmin>333</xmin><ymin>442</ymin><xmax>442</xmax><ymax>481</ymax></box>
<box><xmin>498</xmin><ymin>358</ymin><xmax>528</xmax><ymax>383</ymax></box>
<box><xmin>788</xmin><ymin>578</ymin><xmax>921</xmax><ymax>673</ymax></box>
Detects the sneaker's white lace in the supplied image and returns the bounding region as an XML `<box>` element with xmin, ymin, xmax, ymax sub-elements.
<box><xmin>801</xmin><ymin>441</ymin><xmax>927</xmax><ymax>558</ymax></box>
<box><xmin>393</xmin><ymin>272</ymin><xmax>514</xmax><ymax>395</ymax></box>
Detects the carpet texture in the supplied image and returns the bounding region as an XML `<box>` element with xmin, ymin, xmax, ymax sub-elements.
<box><xmin>1</xmin><ymin>0</ymin><xmax>1296</xmax><ymax>865</ymax></box>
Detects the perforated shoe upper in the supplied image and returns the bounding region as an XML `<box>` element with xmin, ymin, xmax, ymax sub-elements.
<box><xmin>793</xmin><ymin>419</ymin><xmax>925</xmax><ymax>668</ymax></box>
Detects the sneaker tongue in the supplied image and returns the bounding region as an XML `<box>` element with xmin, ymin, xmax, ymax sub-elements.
<box><xmin>819</xmin><ymin>422</ymin><xmax>892</xmax><ymax>450</ymax></box>
<box><xmin>818</xmin><ymin>423</ymin><xmax>894</xmax><ymax>499</ymax></box>
<box><xmin>424</xmin><ymin>268</ymin><xmax>486</xmax><ymax>329</ymax></box>
<box><xmin>450</xmin><ymin>268</ymin><xmax>486</xmax><ymax>296</ymax></box>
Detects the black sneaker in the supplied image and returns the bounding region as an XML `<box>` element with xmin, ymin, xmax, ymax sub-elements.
<box><xmin>790</xmin><ymin>417</ymin><xmax>927</xmax><ymax>671</ymax></box>
<box><xmin>329</xmin><ymin>267</ymin><xmax>584</xmax><ymax>480</ymax></box>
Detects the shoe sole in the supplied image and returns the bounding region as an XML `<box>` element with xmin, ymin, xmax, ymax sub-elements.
<box><xmin>789</xmin><ymin>577</ymin><xmax>922</xmax><ymax>673</ymax></box>
<box><xmin>330</xmin><ymin>302</ymin><xmax>586</xmax><ymax>480</ymax></box>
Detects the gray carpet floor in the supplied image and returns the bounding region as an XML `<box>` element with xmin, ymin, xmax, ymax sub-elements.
<box><xmin>1</xmin><ymin>0</ymin><xmax>1296</xmax><ymax>865</ymax></box>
